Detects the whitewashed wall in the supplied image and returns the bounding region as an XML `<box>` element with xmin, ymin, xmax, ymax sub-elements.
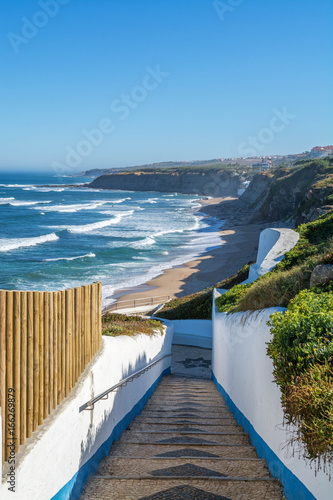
<box><xmin>212</xmin><ymin>292</ymin><xmax>332</xmax><ymax>500</ymax></box>
<box><xmin>155</xmin><ymin>318</ymin><xmax>212</xmax><ymax>348</ymax></box>
<box><xmin>0</xmin><ymin>328</ymin><xmax>173</xmax><ymax>500</ymax></box>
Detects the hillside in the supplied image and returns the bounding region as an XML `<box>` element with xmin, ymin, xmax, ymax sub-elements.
<box><xmin>89</xmin><ymin>166</ymin><xmax>243</xmax><ymax>197</ymax></box>
<box><xmin>241</xmin><ymin>158</ymin><xmax>333</xmax><ymax>223</ymax></box>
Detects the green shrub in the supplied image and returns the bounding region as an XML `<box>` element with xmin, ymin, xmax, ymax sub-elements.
<box><xmin>102</xmin><ymin>313</ymin><xmax>163</xmax><ymax>336</ymax></box>
<box><xmin>286</xmin><ymin>363</ymin><xmax>333</xmax><ymax>459</ymax></box>
<box><xmin>215</xmin><ymin>284</ymin><xmax>251</xmax><ymax>313</ymax></box>
<box><xmin>157</xmin><ymin>262</ymin><xmax>252</xmax><ymax>320</ymax></box>
<box><xmin>267</xmin><ymin>290</ymin><xmax>333</xmax><ymax>461</ymax></box>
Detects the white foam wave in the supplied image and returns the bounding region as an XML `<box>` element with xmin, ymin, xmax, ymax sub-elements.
<box><xmin>0</xmin><ymin>197</ymin><xmax>15</xmax><ymax>202</ymax></box>
<box><xmin>50</xmin><ymin>211</ymin><xmax>134</xmax><ymax>234</ymax></box>
<box><xmin>132</xmin><ymin>236</ymin><xmax>156</xmax><ymax>249</ymax></box>
<box><xmin>9</xmin><ymin>200</ymin><xmax>51</xmax><ymax>207</ymax></box>
<box><xmin>0</xmin><ymin>233</ymin><xmax>59</xmax><ymax>252</ymax></box>
<box><xmin>23</xmin><ymin>186</ymin><xmax>66</xmax><ymax>192</ymax></box>
<box><xmin>154</xmin><ymin>229</ymin><xmax>185</xmax><ymax>237</ymax></box>
<box><xmin>143</xmin><ymin>198</ymin><xmax>158</xmax><ymax>204</ymax></box>
<box><xmin>0</xmin><ymin>184</ymin><xmax>31</xmax><ymax>188</ymax></box>
<box><xmin>32</xmin><ymin>202</ymin><xmax>106</xmax><ymax>213</ymax></box>
<box><xmin>110</xmin><ymin>197</ymin><xmax>131</xmax><ymax>204</ymax></box>
<box><xmin>44</xmin><ymin>252</ymin><xmax>96</xmax><ymax>262</ymax></box>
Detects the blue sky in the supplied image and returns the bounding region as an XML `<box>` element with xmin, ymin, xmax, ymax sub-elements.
<box><xmin>0</xmin><ymin>0</ymin><xmax>332</xmax><ymax>172</ymax></box>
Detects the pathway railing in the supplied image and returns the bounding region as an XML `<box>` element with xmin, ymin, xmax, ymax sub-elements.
<box><xmin>106</xmin><ymin>295</ymin><xmax>170</xmax><ymax>312</ymax></box>
<box><xmin>0</xmin><ymin>282</ymin><xmax>102</xmax><ymax>465</ymax></box>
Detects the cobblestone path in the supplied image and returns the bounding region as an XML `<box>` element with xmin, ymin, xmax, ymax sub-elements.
<box><xmin>80</xmin><ymin>374</ymin><xmax>285</xmax><ymax>499</ymax></box>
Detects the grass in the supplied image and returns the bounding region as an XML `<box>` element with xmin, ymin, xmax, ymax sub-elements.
<box><xmin>216</xmin><ymin>209</ymin><xmax>333</xmax><ymax>313</ymax></box>
<box><xmin>157</xmin><ymin>262</ymin><xmax>253</xmax><ymax>320</ymax></box>
<box><xmin>102</xmin><ymin>313</ymin><xmax>164</xmax><ymax>337</ymax></box>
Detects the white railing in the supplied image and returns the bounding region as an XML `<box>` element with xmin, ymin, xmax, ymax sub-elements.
<box><xmin>105</xmin><ymin>295</ymin><xmax>170</xmax><ymax>312</ymax></box>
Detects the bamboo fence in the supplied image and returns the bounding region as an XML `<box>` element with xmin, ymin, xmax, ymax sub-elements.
<box><xmin>0</xmin><ymin>281</ymin><xmax>102</xmax><ymax>465</ymax></box>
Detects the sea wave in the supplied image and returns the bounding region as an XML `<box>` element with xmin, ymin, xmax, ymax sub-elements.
<box><xmin>154</xmin><ymin>229</ymin><xmax>185</xmax><ymax>237</ymax></box>
<box><xmin>0</xmin><ymin>233</ymin><xmax>59</xmax><ymax>252</ymax></box>
<box><xmin>131</xmin><ymin>236</ymin><xmax>156</xmax><ymax>249</ymax></box>
<box><xmin>0</xmin><ymin>184</ymin><xmax>31</xmax><ymax>188</ymax></box>
<box><xmin>23</xmin><ymin>186</ymin><xmax>66</xmax><ymax>192</ymax></box>
<box><xmin>32</xmin><ymin>202</ymin><xmax>106</xmax><ymax>213</ymax></box>
<box><xmin>109</xmin><ymin>197</ymin><xmax>131</xmax><ymax>204</ymax></box>
<box><xmin>51</xmin><ymin>211</ymin><xmax>134</xmax><ymax>233</ymax></box>
<box><xmin>8</xmin><ymin>200</ymin><xmax>51</xmax><ymax>207</ymax></box>
<box><xmin>143</xmin><ymin>198</ymin><xmax>158</xmax><ymax>204</ymax></box>
<box><xmin>0</xmin><ymin>197</ymin><xmax>15</xmax><ymax>202</ymax></box>
<box><xmin>44</xmin><ymin>252</ymin><xmax>96</xmax><ymax>262</ymax></box>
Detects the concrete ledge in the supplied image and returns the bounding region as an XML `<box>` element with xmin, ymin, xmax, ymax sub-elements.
<box><xmin>155</xmin><ymin>318</ymin><xmax>212</xmax><ymax>348</ymax></box>
<box><xmin>212</xmin><ymin>304</ymin><xmax>332</xmax><ymax>500</ymax></box>
<box><xmin>212</xmin><ymin>374</ymin><xmax>315</xmax><ymax>500</ymax></box>
<box><xmin>245</xmin><ymin>228</ymin><xmax>299</xmax><ymax>284</ymax></box>
<box><xmin>1</xmin><ymin>329</ymin><xmax>173</xmax><ymax>500</ymax></box>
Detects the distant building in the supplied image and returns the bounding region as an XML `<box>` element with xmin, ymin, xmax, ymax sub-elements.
<box><xmin>252</xmin><ymin>158</ymin><xmax>273</xmax><ymax>170</ymax></box>
<box><xmin>311</xmin><ymin>146</ymin><xmax>333</xmax><ymax>158</ymax></box>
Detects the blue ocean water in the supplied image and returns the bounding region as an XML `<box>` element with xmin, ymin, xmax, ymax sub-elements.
<box><xmin>0</xmin><ymin>172</ymin><xmax>223</xmax><ymax>307</ymax></box>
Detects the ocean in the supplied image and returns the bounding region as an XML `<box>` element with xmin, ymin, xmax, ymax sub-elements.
<box><xmin>0</xmin><ymin>172</ymin><xmax>223</xmax><ymax>308</ymax></box>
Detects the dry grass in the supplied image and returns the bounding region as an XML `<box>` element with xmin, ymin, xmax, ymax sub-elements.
<box><xmin>236</xmin><ymin>266</ymin><xmax>308</xmax><ymax>311</ymax></box>
<box><xmin>102</xmin><ymin>313</ymin><xmax>164</xmax><ymax>337</ymax></box>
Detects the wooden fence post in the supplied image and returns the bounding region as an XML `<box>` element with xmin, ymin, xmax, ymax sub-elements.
<box><xmin>5</xmin><ymin>292</ymin><xmax>13</xmax><ymax>461</ymax></box>
<box><xmin>49</xmin><ymin>292</ymin><xmax>54</xmax><ymax>415</ymax></box>
<box><xmin>38</xmin><ymin>292</ymin><xmax>44</xmax><ymax>426</ymax></box>
<box><xmin>13</xmin><ymin>292</ymin><xmax>21</xmax><ymax>452</ymax></box>
<box><xmin>20</xmin><ymin>291</ymin><xmax>27</xmax><ymax>446</ymax></box>
<box><xmin>27</xmin><ymin>292</ymin><xmax>33</xmax><ymax>438</ymax></box>
<box><xmin>43</xmin><ymin>292</ymin><xmax>49</xmax><ymax>419</ymax></box>
<box><xmin>0</xmin><ymin>291</ymin><xmax>6</xmax><ymax>465</ymax></box>
<box><xmin>33</xmin><ymin>291</ymin><xmax>40</xmax><ymax>432</ymax></box>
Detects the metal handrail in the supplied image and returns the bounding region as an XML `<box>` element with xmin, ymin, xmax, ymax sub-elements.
<box><xmin>105</xmin><ymin>295</ymin><xmax>170</xmax><ymax>312</ymax></box>
<box><xmin>79</xmin><ymin>353</ymin><xmax>171</xmax><ymax>412</ymax></box>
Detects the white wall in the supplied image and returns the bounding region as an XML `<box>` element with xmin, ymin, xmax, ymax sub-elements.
<box><xmin>246</xmin><ymin>228</ymin><xmax>299</xmax><ymax>283</ymax></box>
<box><xmin>157</xmin><ymin>319</ymin><xmax>212</xmax><ymax>348</ymax></box>
<box><xmin>0</xmin><ymin>328</ymin><xmax>173</xmax><ymax>500</ymax></box>
<box><xmin>212</xmin><ymin>292</ymin><xmax>332</xmax><ymax>500</ymax></box>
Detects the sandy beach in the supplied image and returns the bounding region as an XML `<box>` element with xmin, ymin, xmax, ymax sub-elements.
<box><xmin>105</xmin><ymin>197</ymin><xmax>278</xmax><ymax>311</ymax></box>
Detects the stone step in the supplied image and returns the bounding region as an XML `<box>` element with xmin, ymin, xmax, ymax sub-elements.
<box><xmin>129</xmin><ymin>423</ymin><xmax>242</xmax><ymax>433</ymax></box>
<box><xmin>134</xmin><ymin>416</ymin><xmax>238</xmax><ymax>425</ymax></box>
<box><xmin>139</xmin><ymin>409</ymin><xmax>233</xmax><ymax>417</ymax></box>
<box><xmin>118</xmin><ymin>431</ymin><xmax>250</xmax><ymax>445</ymax></box>
<box><xmin>96</xmin><ymin>456</ymin><xmax>271</xmax><ymax>479</ymax></box>
<box><xmin>109</xmin><ymin>442</ymin><xmax>259</xmax><ymax>459</ymax></box>
<box><xmin>80</xmin><ymin>477</ymin><xmax>284</xmax><ymax>499</ymax></box>
<box><xmin>79</xmin><ymin>374</ymin><xmax>285</xmax><ymax>500</ymax></box>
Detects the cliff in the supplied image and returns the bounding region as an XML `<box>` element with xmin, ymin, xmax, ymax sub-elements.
<box><xmin>203</xmin><ymin>158</ymin><xmax>333</xmax><ymax>226</ymax></box>
<box><xmin>242</xmin><ymin>158</ymin><xmax>333</xmax><ymax>224</ymax></box>
<box><xmin>89</xmin><ymin>168</ymin><xmax>241</xmax><ymax>197</ymax></box>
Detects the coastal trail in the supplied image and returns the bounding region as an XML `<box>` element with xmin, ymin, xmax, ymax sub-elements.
<box><xmin>80</xmin><ymin>347</ymin><xmax>285</xmax><ymax>499</ymax></box>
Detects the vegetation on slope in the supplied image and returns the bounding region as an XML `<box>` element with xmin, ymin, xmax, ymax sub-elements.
<box><xmin>215</xmin><ymin>210</ymin><xmax>333</xmax><ymax>313</ymax></box>
<box><xmin>240</xmin><ymin>157</ymin><xmax>333</xmax><ymax>223</ymax></box>
<box><xmin>102</xmin><ymin>313</ymin><xmax>163</xmax><ymax>337</ymax></box>
<box><xmin>157</xmin><ymin>263</ymin><xmax>252</xmax><ymax>320</ymax></box>
<box><xmin>267</xmin><ymin>291</ymin><xmax>333</xmax><ymax>462</ymax></box>
<box><xmin>214</xmin><ymin>210</ymin><xmax>333</xmax><ymax>464</ymax></box>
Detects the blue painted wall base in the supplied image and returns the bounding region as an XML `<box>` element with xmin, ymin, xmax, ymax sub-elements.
<box><xmin>212</xmin><ymin>372</ymin><xmax>315</xmax><ymax>500</ymax></box>
<box><xmin>52</xmin><ymin>367</ymin><xmax>171</xmax><ymax>500</ymax></box>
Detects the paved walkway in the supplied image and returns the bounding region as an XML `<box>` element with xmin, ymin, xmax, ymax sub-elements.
<box><xmin>80</xmin><ymin>347</ymin><xmax>285</xmax><ymax>499</ymax></box>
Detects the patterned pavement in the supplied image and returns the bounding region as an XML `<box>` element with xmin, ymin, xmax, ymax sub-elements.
<box><xmin>80</xmin><ymin>347</ymin><xmax>285</xmax><ymax>499</ymax></box>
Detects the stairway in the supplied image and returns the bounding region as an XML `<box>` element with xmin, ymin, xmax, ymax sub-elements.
<box><xmin>80</xmin><ymin>375</ymin><xmax>285</xmax><ymax>499</ymax></box>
